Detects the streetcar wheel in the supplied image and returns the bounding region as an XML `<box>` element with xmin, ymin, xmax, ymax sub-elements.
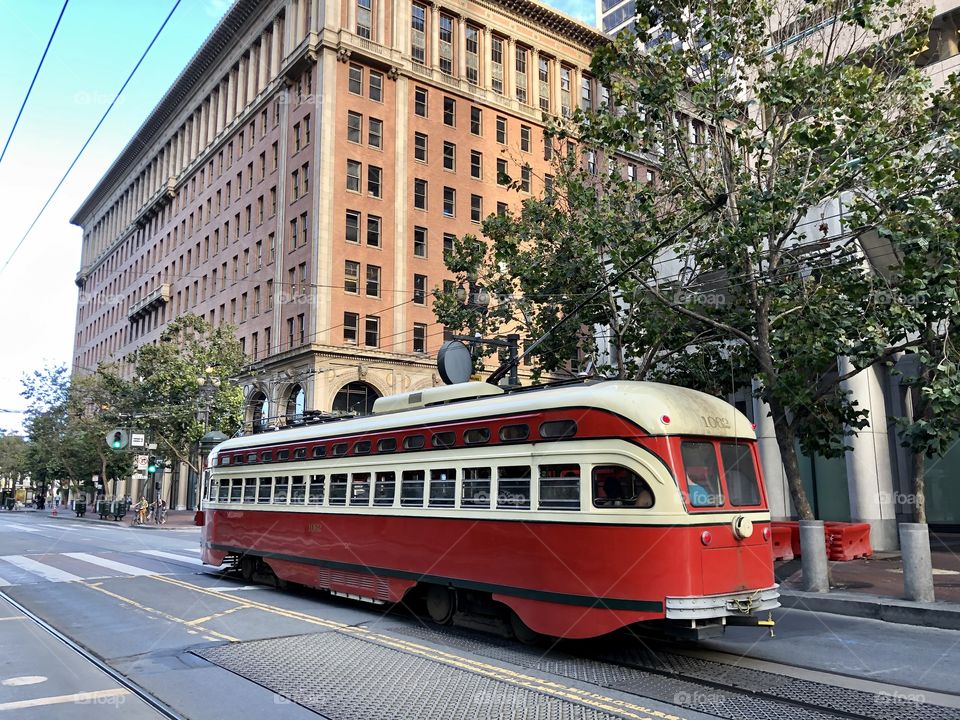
<box><xmin>240</xmin><ymin>555</ymin><xmax>256</xmax><ymax>582</ymax></box>
<box><xmin>510</xmin><ymin>611</ymin><xmax>544</xmax><ymax>645</ymax></box>
<box><xmin>425</xmin><ymin>585</ymin><xmax>456</xmax><ymax>625</ymax></box>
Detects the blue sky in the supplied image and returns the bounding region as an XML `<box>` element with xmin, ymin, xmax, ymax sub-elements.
<box><xmin>0</xmin><ymin>0</ymin><xmax>594</xmax><ymax>432</ymax></box>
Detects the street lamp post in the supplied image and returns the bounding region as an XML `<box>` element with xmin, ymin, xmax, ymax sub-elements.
<box><xmin>193</xmin><ymin>367</ymin><xmax>222</xmax><ymax>510</ymax></box>
<box><xmin>453</xmin><ymin>280</ymin><xmax>521</xmax><ymax>388</ymax></box>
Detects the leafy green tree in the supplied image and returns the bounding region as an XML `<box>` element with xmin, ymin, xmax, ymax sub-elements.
<box><xmin>440</xmin><ymin>0</ymin><xmax>954</xmax><ymax>527</ymax></box>
<box><xmin>0</xmin><ymin>433</ymin><xmax>28</xmax><ymax>492</ymax></box>
<box><xmin>112</xmin><ymin>314</ymin><xmax>244</xmax><ymax>476</ymax></box>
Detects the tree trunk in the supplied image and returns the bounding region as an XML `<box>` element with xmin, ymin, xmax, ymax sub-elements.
<box><xmin>767</xmin><ymin>396</ymin><xmax>815</xmax><ymax>520</ymax></box>
<box><xmin>912</xmin><ymin>451</ymin><xmax>927</xmax><ymax>524</ymax></box>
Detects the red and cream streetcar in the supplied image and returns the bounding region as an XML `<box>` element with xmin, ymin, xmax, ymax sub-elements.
<box><xmin>200</xmin><ymin>380</ymin><xmax>779</xmax><ymax>639</ymax></box>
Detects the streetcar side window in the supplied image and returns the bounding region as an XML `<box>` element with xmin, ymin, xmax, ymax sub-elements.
<box><xmin>290</xmin><ymin>475</ymin><xmax>306</xmax><ymax>504</ymax></box>
<box><xmin>247</xmin><ymin>453</ymin><xmax>258</xmax><ymax>464</ymax></box>
<box><xmin>231</xmin><ymin>479</ymin><xmax>243</xmax><ymax>502</ymax></box>
<box><xmin>312</xmin><ymin>446</ymin><xmax>326</xmax><ymax>459</ymax></box>
<box><xmin>243</xmin><ymin>478</ymin><xmax>256</xmax><ymax>502</ymax></box>
<box><xmin>257</xmin><ymin>477</ymin><xmax>273</xmax><ymax>503</ymax></box>
<box><xmin>262</xmin><ymin>451</ymin><xmax>273</xmax><ymax>462</ymax></box>
<box><xmin>462</xmin><ymin>467</ymin><xmax>491</xmax><ymax>508</ymax></box>
<box><xmin>720</xmin><ymin>443</ymin><xmax>761</xmax><ymax>506</ymax></box>
<box><xmin>539</xmin><ymin>464</ymin><xmax>581</xmax><ymax>510</ymax></box>
<box><xmin>497</xmin><ymin>466</ymin><xmax>531</xmax><ymax>509</ymax></box>
<box><xmin>308</xmin><ymin>474</ymin><xmax>325</xmax><ymax>504</ymax></box>
<box><xmin>680</xmin><ymin>441</ymin><xmax>723</xmax><ymax>507</ymax></box>
<box><xmin>218</xmin><ymin>480</ymin><xmax>230</xmax><ymax>502</ymax></box>
<box><xmin>401</xmin><ymin>470</ymin><xmax>425</xmax><ymax>506</ymax></box>
<box><xmin>377</xmin><ymin>438</ymin><xmax>397</xmax><ymax>453</ymax></box>
<box><xmin>499</xmin><ymin>424</ymin><xmax>529</xmax><ymax>442</ymax></box>
<box><xmin>274</xmin><ymin>476</ymin><xmax>290</xmax><ymax>504</ymax></box>
<box><xmin>350</xmin><ymin>473</ymin><xmax>371</xmax><ymax>505</ymax></box>
<box><xmin>278</xmin><ymin>450</ymin><xmax>290</xmax><ymax>460</ymax></box>
<box><xmin>374</xmin><ymin>472</ymin><xmax>396</xmax><ymax>505</ymax></box>
<box><xmin>354</xmin><ymin>440</ymin><xmax>372</xmax><ymax>455</ymax></box>
<box><xmin>464</xmin><ymin>428</ymin><xmax>490</xmax><ymax>445</ymax></box>
<box><xmin>432</xmin><ymin>432</ymin><xmax>456</xmax><ymax>449</ymax></box>
<box><xmin>220</xmin><ymin>456</ymin><xmax>231</xmax><ymax>466</ymax></box>
<box><xmin>332</xmin><ymin>443</ymin><xmax>349</xmax><ymax>457</ymax></box>
<box><xmin>403</xmin><ymin>434</ymin><xmax>425</xmax><ymax>450</ymax></box>
<box><xmin>329</xmin><ymin>474</ymin><xmax>348</xmax><ymax>505</ymax></box>
<box><xmin>294</xmin><ymin>448</ymin><xmax>307</xmax><ymax>459</ymax></box>
<box><xmin>234</xmin><ymin>454</ymin><xmax>245</xmax><ymax>465</ymax></box>
<box><xmin>539</xmin><ymin>420</ymin><xmax>577</xmax><ymax>439</ymax></box>
<box><xmin>429</xmin><ymin>469</ymin><xmax>456</xmax><ymax>507</ymax></box>
<box><xmin>592</xmin><ymin>466</ymin><xmax>654</xmax><ymax>508</ymax></box>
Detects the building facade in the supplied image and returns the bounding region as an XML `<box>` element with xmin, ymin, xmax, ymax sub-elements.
<box><xmin>71</xmin><ymin>0</ymin><xmax>617</xmax><ymax>506</ymax></box>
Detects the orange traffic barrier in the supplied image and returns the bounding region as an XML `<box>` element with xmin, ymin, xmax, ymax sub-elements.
<box><xmin>824</xmin><ymin>522</ymin><xmax>873</xmax><ymax>561</ymax></box>
<box><xmin>770</xmin><ymin>524</ymin><xmax>795</xmax><ymax>561</ymax></box>
<box><xmin>772</xmin><ymin>521</ymin><xmax>802</xmax><ymax>557</ymax></box>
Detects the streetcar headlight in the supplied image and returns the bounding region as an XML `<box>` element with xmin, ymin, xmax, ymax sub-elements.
<box><xmin>700</xmin><ymin>530</ymin><xmax>713</xmax><ymax>546</ymax></box>
<box><xmin>732</xmin><ymin>515</ymin><xmax>754</xmax><ymax>540</ymax></box>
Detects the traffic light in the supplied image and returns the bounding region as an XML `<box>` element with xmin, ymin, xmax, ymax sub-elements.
<box><xmin>147</xmin><ymin>456</ymin><xmax>158</xmax><ymax>474</ymax></box>
<box><xmin>111</xmin><ymin>431</ymin><xmax>123</xmax><ymax>449</ymax></box>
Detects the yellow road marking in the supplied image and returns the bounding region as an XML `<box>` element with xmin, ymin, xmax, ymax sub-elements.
<box><xmin>186</xmin><ymin>604</ymin><xmax>248</xmax><ymax>625</ymax></box>
<box><xmin>150</xmin><ymin>575</ymin><xmax>683</xmax><ymax>720</ymax></box>
<box><xmin>79</xmin><ymin>581</ymin><xmax>239</xmax><ymax>642</ymax></box>
<box><xmin>0</xmin><ymin>688</ymin><xmax>129</xmax><ymax>712</ymax></box>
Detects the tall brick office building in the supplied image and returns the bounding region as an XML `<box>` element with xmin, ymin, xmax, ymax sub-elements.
<box><xmin>70</xmin><ymin>0</ymin><xmax>627</xmax><ymax>505</ymax></box>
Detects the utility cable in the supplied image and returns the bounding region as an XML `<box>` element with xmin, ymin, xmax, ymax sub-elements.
<box><xmin>0</xmin><ymin>0</ymin><xmax>69</xmax><ymax>167</ymax></box>
<box><xmin>0</xmin><ymin>0</ymin><xmax>182</xmax><ymax>276</ymax></box>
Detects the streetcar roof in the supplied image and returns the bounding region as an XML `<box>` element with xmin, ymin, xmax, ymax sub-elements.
<box><xmin>213</xmin><ymin>381</ymin><xmax>755</xmax><ymax>456</ymax></box>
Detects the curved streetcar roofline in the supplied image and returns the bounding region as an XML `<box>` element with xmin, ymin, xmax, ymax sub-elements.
<box><xmin>211</xmin><ymin>380</ymin><xmax>755</xmax><ymax>460</ymax></box>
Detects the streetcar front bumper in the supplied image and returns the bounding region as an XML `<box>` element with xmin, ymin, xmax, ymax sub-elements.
<box><xmin>664</xmin><ymin>584</ymin><xmax>780</xmax><ymax>620</ymax></box>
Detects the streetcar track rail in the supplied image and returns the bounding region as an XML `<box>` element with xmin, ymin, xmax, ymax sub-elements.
<box><xmin>0</xmin><ymin>588</ymin><xmax>188</xmax><ymax>720</ymax></box>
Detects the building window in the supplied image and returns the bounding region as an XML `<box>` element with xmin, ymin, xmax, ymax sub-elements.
<box><xmin>413</xmin><ymin>323</ymin><xmax>427</xmax><ymax>353</ymax></box>
<box><xmin>443</xmin><ymin>232</ymin><xmax>455</xmax><ymax>255</ymax></box>
<box><xmin>369</xmin><ymin>71</ymin><xmax>383</xmax><ymax>101</ymax></box>
<box><xmin>347</xmin><ymin>111</ymin><xmax>362</xmax><ymax>143</ymax></box>
<box><xmin>439</xmin><ymin>14</ymin><xmax>454</xmax><ymax>75</ymax></box>
<box><xmin>496</xmin><ymin>115</ymin><xmax>507</xmax><ymax>144</ymax></box>
<box><xmin>356</xmin><ymin>0</ymin><xmax>372</xmax><ymax>39</ymax></box>
<box><xmin>560</xmin><ymin>66</ymin><xmax>572</xmax><ymax>117</ymax></box>
<box><xmin>442</xmin><ymin>141</ymin><xmax>455</xmax><ymax>171</ymax></box>
<box><xmin>443</xmin><ymin>187</ymin><xmax>455</xmax><ymax>217</ymax></box>
<box><xmin>294</xmin><ymin>122</ymin><xmax>302</xmax><ymax>151</ymax></box>
<box><xmin>368</xmin><ymin>117</ymin><xmax>382</xmax><ymax>149</ymax></box>
<box><xmin>581</xmin><ymin>74</ymin><xmax>594</xmax><ymax>111</ymax></box>
<box><xmin>465</xmin><ymin>25</ymin><xmax>479</xmax><ymax>85</ymax></box>
<box><xmin>520</xmin><ymin>164</ymin><xmax>531</xmax><ymax>192</ymax></box>
<box><xmin>470</xmin><ymin>150</ymin><xmax>482</xmax><ymax>179</ymax></box>
<box><xmin>470</xmin><ymin>106</ymin><xmax>482</xmax><ymax>135</ymax></box>
<box><xmin>368</xmin><ymin>165</ymin><xmax>382</xmax><ymax>198</ymax></box>
<box><xmin>515</xmin><ymin>46</ymin><xmax>528</xmax><ymax>104</ymax></box>
<box><xmin>470</xmin><ymin>194</ymin><xmax>482</xmax><ymax>222</ymax></box>
<box><xmin>539</xmin><ymin>57</ymin><xmax>551</xmax><ymax>112</ymax></box>
<box><xmin>346</xmin><ymin>210</ymin><xmax>360</xmax><ymax>243</ymax></box>
<box><xmin>544</xmin><ymin>135</ymin><xmax>554</xmax><ymax>161</ymax></box>
<box><xmin>367</xmin><ymin>215</ymin><xmax>381</xmax><ymax>247</ymax></box>
<box><xmin>346</xmin><ymin>160</ymin><xmax>361</xmax><ymax>191</ymax></box>
<box><xmin>344</xmin><ymin>312</ymin><xmax>359</xmax><ymax>344</ymax></box>
<box><xmin>411</xmin><ymin>3</ymin><xmax>427</xmax><ymax>64</ymax></box>
<box><xmin>366</xmin><ymin>265</ymin><xmax>381</xmax><ymax>297</ymax></box>
<box><xmin>414</xmin><ymin>87</ymin><xmax>428</xmax><ymax>117</ymax></box>
<box><xmin>413</xmin><ymin>273</ymin><xmax>427</xmax><ymax>304</ymax></box>
<box><xmin>544</xmin><ymin>173</ymin><xmax>554</xmax><ymax>200</ymax></box>
<box><xmin>520</xmin><ymin>125</ymin><xmax>531</xmax><ymax>152</ymax></box>
<box><xmin>365</xmin><ymin>316</ymin><xmax>380</xmax><ymax>347</ymax></box>
<box><xmin>414</xmin><ymin>178</ymin><xmax>427</xmax><ymax>209</ymax></box>
<box><xmin>349</xmin><ymin>64</ymin><xmax>363</xmax><ymax>94</ymax></box>
<box><xmin>443</xmin><ymin>96</ymin><xmax>455</xmax><ymax>127</ymax></box>
<box><xmin>491</xmin><ymin>36</ymin><xmax>504</xmax><ymax>94</ymax></box>
<box><xmin>497</xmin><ymin>158</ymin><xmax>509</xmax><ymax>185</ymax></box>
<box><xmin>414</xmin><ymin>226</ymin><xmax>427</xmax><ymax>257</ymax></box>
<box><xmin>345</xmin><ymin>260</ymin><xmax>360</xmax><ymax>294</ymax></box>
<box><xmin>414</xmin><ymin>132</ymin><xmax>428</xmax><ymax>162</ymax></box>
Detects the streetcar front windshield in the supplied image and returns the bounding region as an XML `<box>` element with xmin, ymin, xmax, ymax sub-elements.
<box><xmin>720</xmin><ymin>442</ymin><xmax>761</xmax><ymax>506</ymax></box>
<box><xmin>680</xmin><ymin>440</ymin><xmax>763</xmax><ymax>509</ymax></box>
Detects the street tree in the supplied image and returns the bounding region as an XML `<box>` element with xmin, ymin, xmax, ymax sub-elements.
<box><xmin>442</xmin><ymin>0</ymin><xmax>951</xmax><ymax>529</ymax></box>
<box><xmin>112</xmin><ymin>314</ymin><xmax>244</xmax><ymax>476</ymax></box>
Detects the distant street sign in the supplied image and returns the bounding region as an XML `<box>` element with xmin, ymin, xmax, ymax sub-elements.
<box><xmin>132</xmin><ymin>472</ymin><xmax>146</xmax><ymax>481</ymax></box>
<box><xmin>136</xmin><ymin>455</ymin><xmax>149</xmax><ymax>470</ymax></box>
<box><xmin>131</xmin><ymin>433</ymin><xmax>146</xmax><ymax>447</ymax></box>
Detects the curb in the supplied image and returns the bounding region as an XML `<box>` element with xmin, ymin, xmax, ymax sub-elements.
<box><xmin>780</xmin><ymin>588</ymin><xmax>960</xmax><ymax>631</ymax></box>
<box><xmin>41</xmin><ymin>512</ymin><xmax>196</xmax><ymax>531</ymax></box>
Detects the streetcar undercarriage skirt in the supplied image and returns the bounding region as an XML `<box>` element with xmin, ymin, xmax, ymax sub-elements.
<box><xmin>664</xmin><ymin>585</ymin><xmax>780</xmax><ymax>620</ymax></box>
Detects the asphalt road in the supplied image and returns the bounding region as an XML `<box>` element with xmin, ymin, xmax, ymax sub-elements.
<box><xmin>1</xmin><ymin>510</ymin><xmax>958</xmax><ymax>720</ymax></box>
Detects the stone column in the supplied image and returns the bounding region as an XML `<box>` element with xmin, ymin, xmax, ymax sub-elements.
<box><xmin>431</xmin><ymin>6</ymin><xmax>440</xmax><ymax>71</ymax></box>
<box><xmin>271</xmin><ymin>17</ymin><xmax>282</xmax><ymax>76</ymax></box>
<box><xmin>483</xmin><ymin>27</ymin><xmax>492</xmax><ymax>91</ymax></box>
<box><xmin>258</xmin><ymin>36</ymin><xmax>268</xmax><ymax>93</ymax></box>
<box><xmin>226</xmin><ymin>68</ymin><xmax>237</xmax><ymax>125</ymax></box>
<box><xmin>216</xmin><ymin>82</ymin><xmax>227</xmax><ymax>134</ymax></box>
<box><xmin>246</xmin><ymin>50</ymin><xmax>257</xmax><ymax>102</ymax></box>
<box><xmin>752</xmin><ymin>377</ymin><xmax>791</xmax><ymax>519</ymax></box>
<box><xmin>237</xmin><ymin>57</ymin><xmax>248</xmax><ymax>114</ymax></box>
<box><xmin>840</xmin><ymin>358</ymin><xmax>899</xmax><ymax>551</ymax></box>
<box><xmin>530</xmin><ymin>49</ymin><xmax>540</xmax><ymax>110</ymax></box>
<box><xmin>457</xmin><ymin>16</ymin><xmax>466</xmax><ymax>78</ymax></box>
<box><xmin>296</xmin><ymin>0</ymin><xmax>306</xmax><ymax>44</ymax></box>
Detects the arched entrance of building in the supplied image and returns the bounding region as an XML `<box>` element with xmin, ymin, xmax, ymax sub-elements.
<box><xmin>285</xmin><ymin>384</ymin><xmax>305</xmax><ymax>422</ymax></box>
<box><xmin>247</xmin><ymin>389</ymin><xmax>269</xmax><ymax>431</ymax></box>
<box><xmin>332</xmin><ymin>381</ymin><xmax>381</xmax><ymax>416</ymax></box>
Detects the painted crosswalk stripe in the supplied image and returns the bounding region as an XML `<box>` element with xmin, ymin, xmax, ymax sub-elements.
<box><xmin>62</xmin><ymin>553</ymin><xmax>157</xmax><ymax>577</ymax></box>
<box><xmin>0</xmin><ymin>576</ymin><xmax>10</xmax><ymax>587</ymax></box>
<box><xmin>138</xmin><ymin>550</ymin><xmax>205</xmax><ymax>566</ymax></box>
<box><xmin>0</xmin><ymin>556</ymin><xmax>83</xmax><ymax>583</ymax></box>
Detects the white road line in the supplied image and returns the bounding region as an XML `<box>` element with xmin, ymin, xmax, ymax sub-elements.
<box><xmin>0</xmin><ymin>556</ymin><xmax>83</xmax><ymax>583</ymax></box>
<box><xmin>138</xmin><ymin>550</ymin><xmax>206</xmax><ymax>566</ymax></box>
<box><xmin>62</xmin><ymin>553</ymin><xmax>158</xmax><ymax>577</ymax></box>
<box><xmin>3</xmin><ymin>524</ymin><xmax>41</xmax><ymax>533</ymax></box>
<box><xmin>0</xmin><ymin>577</ymin><xmax>10</xmax><ymax>587</ymax></box>
<box><xmin>208</xmin><ymin>585</ymin><xmax>264</xmax><ymax>592</ymax></box>
<box><xmin>0</xmin><ymin>688</ymin><xmax>130</xmax><ymax>712</ymax></box>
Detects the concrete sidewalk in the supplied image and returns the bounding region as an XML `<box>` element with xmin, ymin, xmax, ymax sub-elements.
<box><xmin>777</xmin><ymin>532</ymin><xmax>960</xmax><ymax>630</ymax></box>
<box><xmin>22</xmin><ymin>506</ymin><xmax>199</xmax><ymax>530</ymax></box>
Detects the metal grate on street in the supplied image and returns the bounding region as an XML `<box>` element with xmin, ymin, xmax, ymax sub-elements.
<box><xmin>194</xmin><ymin>631</ymin><xmax>637</xmax><ymax>720</ymax></box>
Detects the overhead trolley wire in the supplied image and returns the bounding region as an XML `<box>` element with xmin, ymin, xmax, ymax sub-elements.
<box><xmin>0</xmin><ymin>0</ymin><xmax>183</xmax><ymax>277</ymax></box>
<box><xmin>0</xmin><ymin>0</ymin><xmax>69</xmax><ymax>167</ymax></box>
